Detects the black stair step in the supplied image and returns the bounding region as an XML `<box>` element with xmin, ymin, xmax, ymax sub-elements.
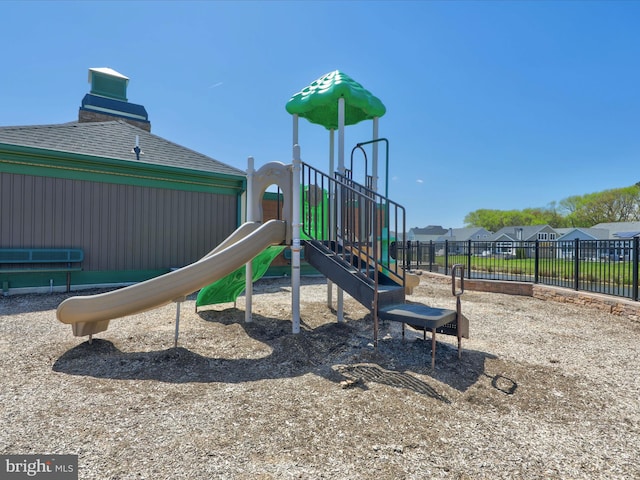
<box><xmin>377</xmin><ymin>284</ymin><xmax>404</xmax><ymax>294</ymax></box>
<box><xmin>304</xmin><ymin>240</ymin><xmax>405</xmax><ymax>309</ymax></box>
<box><xmin>378</xmin><ymin>303</ymin><xmax>456</xmax><ymax>330</ymax></box>
<box><xmin>376</xmin><ymin>285</ymin><xmax>406</xmax><ymax>307</ymax></box>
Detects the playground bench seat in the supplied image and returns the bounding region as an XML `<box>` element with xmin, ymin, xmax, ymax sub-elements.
<box><xmin>0</xmin><ymin>248</ymin><xmax>84</xmax><ymax>295</ymax></box>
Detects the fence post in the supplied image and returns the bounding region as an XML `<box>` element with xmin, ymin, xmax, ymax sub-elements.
<box><xmin>574</xmin><ymin>238</ymin><xmax>580</xmax><ymax>291</ymax></box>
<box><xmin>417</xmin><ymin>241</ymin><xmax>422</xmax><ymax>269</ymax></box>
<box><xmin>445</xmin><ymin>240</ymin><xmax>449</xmax><ymax>273</ymax></box>
<box><xmin>467</xmin><ymin>239</ymin><xmax>472</xmax><ymax>277</ymax></box>
<box><xmin>407</xmin><ymin>240</ymin><xmax>412</xmax><ymax>270</ymax></box>
<box><xmin>633</xmin><ymin>237</ymin><xmax>639</xmax><ymax>301</ymax></box>
<box><xmin>429</xmin><ymin>240</ymin><xmax>434</xmax><ymax>272</ymax></box>
<box><xmin>534</xmin><ymin>240</ymin><xmax>539</xmax><ymax>284</ymax></box>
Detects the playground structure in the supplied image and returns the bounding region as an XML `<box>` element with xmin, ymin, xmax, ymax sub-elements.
<box><xmin>57</xmin><ymin>70</ymin><xmax>468</xmax><ymax>368</ymax></box>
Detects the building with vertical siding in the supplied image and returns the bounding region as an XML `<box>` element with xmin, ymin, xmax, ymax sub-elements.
<box><xmin>0</xmin><ymin>68</ymin><xmax>247</xmax><ymax>293</ymax></box>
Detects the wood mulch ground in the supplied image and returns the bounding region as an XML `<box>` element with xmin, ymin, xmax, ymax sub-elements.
<box><xmin>1</xmin><ymin>275</ymin><xmax>639</xmax><ymax>479</ymax></box>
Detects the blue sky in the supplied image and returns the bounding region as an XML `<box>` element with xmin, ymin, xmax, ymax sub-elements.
<box><xmin>1</xmin><ymin>1</ymin><xmax>639</xmax><ymax>230</ymax></box>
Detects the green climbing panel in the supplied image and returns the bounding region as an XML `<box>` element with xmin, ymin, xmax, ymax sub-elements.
<box><xmin>302</xmin><ymin>184</ymin><xmax>329</xmax><ymax>240</ymax></box>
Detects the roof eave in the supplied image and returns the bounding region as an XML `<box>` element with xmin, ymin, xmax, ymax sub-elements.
<box><xmin>0</xmin><ymin>142</ymin><xmax>245</xmax><ymax>194</ymax></box>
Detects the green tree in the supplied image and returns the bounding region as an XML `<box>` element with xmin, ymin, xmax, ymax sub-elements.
<box><xmin>464</xmin><ymin>185</ymin><xmax>640</xmax><ymax>230</ymax></box>
<box><xmin>464</xmin><ymin>205</ymin><xmax>570</xmax><ymax>231</ymax></box>
<box><xmin>463</xmin><ymin>209</ymin><xmax>511</xmax><ymax>231</ymax></box>
<box><xmin>559</xmin><ymin>186</ymin><xmax>640</xmax><ymax>226</ymax></box>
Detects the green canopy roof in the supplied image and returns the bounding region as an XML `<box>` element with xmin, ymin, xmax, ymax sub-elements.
<box><xmin>285</xmin><ymin>70</ymin><xmax>386</xmax><ymax>130</ymax></box>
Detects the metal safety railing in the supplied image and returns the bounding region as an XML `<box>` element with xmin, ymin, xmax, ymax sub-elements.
<box><xmin>300</xmin><ymin>162</ymin><xmax>407</xmax><ymax>289</ymax></box>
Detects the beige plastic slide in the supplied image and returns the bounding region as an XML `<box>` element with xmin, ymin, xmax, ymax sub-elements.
<box><xmin>56</xmin><ymin>219</ymin><xmax>287</xmax><ymax>337</ymax></box>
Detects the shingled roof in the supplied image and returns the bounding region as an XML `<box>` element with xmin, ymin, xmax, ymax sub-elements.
<box><xmin>0</xmin><ymin>120</ymin><xmax>245</xmax><ymax>177</ymax></box>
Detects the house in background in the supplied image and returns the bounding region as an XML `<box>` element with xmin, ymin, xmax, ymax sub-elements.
<box><xmin>401</xmin><ymin>221</ymin><xmax>640</xmax><ymax>263</ymax></box>
<box><xmin>555</xmin><ymin>228</ymin><xmax>610</xmax><ymax>259</ymax></box>
<box><xmin>591</xmin><ymin>222</ymin><xmax>640</xmax><ymax>261</ymax></box>
<box><xmin>485</xmin><ymin>225</ymin><xmax>559</xmax><ymax>257</ymax></box>
<box><xmin>0</xmin><ymin>68</ymin><xmax>249</xmax><ymax>293</ymax></box>
<box><xmin>407</xmin><ymin>225</ymin><xmax>448</xmax><ymax>243</ymax></box>
<box><xmin>592</xmin><ymin>222</ymin><xmax>640</xmax><ymax>238</ymax></box>
<box><xmin>435</xmin><ymin>227</ymin><xmax>492</xmax><ymax>254</ymax></box>
<box><xmin>437</xmin><ymin>227</ymin><xmax>492</xmax><ymax>241</ymax></box>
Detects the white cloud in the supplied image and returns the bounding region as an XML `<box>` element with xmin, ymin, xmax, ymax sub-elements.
<box><xmin>416</xmin><ymin>179</ymin><xmax>424</xmax><ymax>184</ymax></box>
<box><xmin>208</xmin><ymin>82</ymin><xmax>223</xmax><ymax>89</ymax></box>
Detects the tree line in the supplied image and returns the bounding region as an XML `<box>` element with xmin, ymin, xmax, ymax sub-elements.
<box><xmin>463</xmin><ymin>185</ymin><xmax>640</xmax><ymax>232</ymax></box>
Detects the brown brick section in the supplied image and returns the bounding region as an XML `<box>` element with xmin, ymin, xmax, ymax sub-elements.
<box><xmin>262</xmin><ymin>197</ymin><xmax>288</xmax><ymax>267</ymax></box>
<box><xmin>531</xmin><ymin>285</ymin><xmax>640</xmax><ymax>321</ymax></box>
<box><xmin>78</xmin><ymin>110</ymin><xmax>151</xmax><ymax>132</ymax></box>
<box><xmin>465</xmin><ymin>279</ymin><xmax>533</xmax><ymax>296</ymax></box>
<box><xmin>262</xmin><ymin>198</ymin><xmax>284</xmax><ymax>222</ymax></box>
<box><xmin>420</xmin><ymin>270</ymin><xmax>640</xmax><ymax>324</ymax></box>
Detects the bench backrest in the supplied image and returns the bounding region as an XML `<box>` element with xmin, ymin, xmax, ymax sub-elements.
<box><xmin>0</xmin><ymin>248</ymin><xmax>84</xmax><ymax>264</ymax></box>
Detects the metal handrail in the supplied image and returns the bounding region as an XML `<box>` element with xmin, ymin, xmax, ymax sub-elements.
<box><xmin>300</xmin><ymin>162</ymin><xmax>406</xmax><ymax>291</ymax></box>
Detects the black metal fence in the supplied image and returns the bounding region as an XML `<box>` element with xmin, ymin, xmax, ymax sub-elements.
<box><xmin>397</xmin><ymin>238</ymin><xmax>640</xmax><ymax>301</ymax></box>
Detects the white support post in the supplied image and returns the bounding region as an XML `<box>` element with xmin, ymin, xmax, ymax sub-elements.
<box><xmin>293</xmin><ymin>114</ymin><xmax>299</xmax><ymax>146</ymax></box>
<box><xmin>245</xmin><ymin>156</ymin><xmax>255</xmax><ymax>323</ymax></box>
<box><xmin>372</xmin><ymin>117</ymin><xmax>379</xmax><ymax>193</ymax></box>
<box><xmin>174</xmin><ymin>296</ymin><xmax>186</xmax><ymax>348</ymax></box>
<box><xmin>291</xmin><ymin>145</ymin><xmax>302</xmax><ymax>334</ymax></box>
<box><xmin>174</xmin><ymin>300</ymin><xmax>181</xmax><ymax>348</ymax></box>
<box><xmin>327</xmin><ymin>129</ymin><xmax>335</xmax><ymax>308</ymax></box>
<box><xmin>336</xmin><ymin>97</ymin><xmax>345</xmax><ymax>322</ymax></box>
<box><xmin>338</xmin><ymin>98</ymin><xmax>345</xmax><ymax>175</ymax></box>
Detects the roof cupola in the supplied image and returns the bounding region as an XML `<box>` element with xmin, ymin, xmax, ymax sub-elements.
<box><xmin>78</xmin><ymin>67</ymin><xmax>151</xmax><ymax>131</ymax></box>
<box><xmin>88</xmin><ymin>67</ymin><xmax>128</xmax><ymax>101</ymax></box>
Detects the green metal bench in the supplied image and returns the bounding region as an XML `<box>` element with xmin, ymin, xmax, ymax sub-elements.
<box><xmin>0</xmin><ymin>248</ymin><xmax>84</xmax><ymax>294</ymax></box>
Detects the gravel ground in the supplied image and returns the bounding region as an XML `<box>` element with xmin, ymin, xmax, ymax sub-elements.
<box><xmin>1</xmin><ymin>275</ymin><xmax>639</xmax><ymax>479</ymax></box>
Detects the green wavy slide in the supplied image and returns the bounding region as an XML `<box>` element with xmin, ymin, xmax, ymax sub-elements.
<box><xmin>196</xmin><ymin>245</ymin><xmax>286</xmax><ymax>308</ymax></box>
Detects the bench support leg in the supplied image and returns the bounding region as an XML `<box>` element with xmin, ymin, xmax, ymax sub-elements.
<box><xmin>456</xmin><ymin>297</ymin><xmax>463</xmax><ymax>360</ymax></box>
<box><xmin>431</xmin><ymin>328</ymin><xmax>437</xmax><ymax>369</ymax></box>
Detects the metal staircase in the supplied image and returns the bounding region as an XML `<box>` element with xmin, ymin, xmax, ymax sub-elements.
<box><xmin>300</xmin><ymin>161</ymin><xmax>406</xmax><ymax>305</ymax></box>
<box><xmin>300</xmin><ymin>161</ymin><xmax>468</xmax><ymax>368</ymax></box>
<box><xmin>303</xmin><ymin>239</ymin><xmax>405</xmax><ymax>311</ymax></box>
